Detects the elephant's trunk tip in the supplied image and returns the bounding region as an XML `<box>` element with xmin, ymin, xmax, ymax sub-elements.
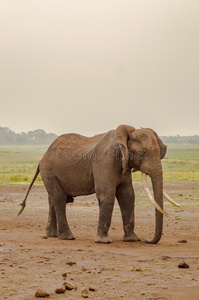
<box><xmin>145</xmin><ymin>236</ymin><xmax>161</xmax><ymax>244</ymax></box>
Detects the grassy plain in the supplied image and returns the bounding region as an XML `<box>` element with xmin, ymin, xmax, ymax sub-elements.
<box><xmin>161</xmin><ymin>144</ymin><xmax>199</xmax><ymax>180</ymax></box>
<box><xmin>0</xmin><ymin>144</ymin><xmax>198</xmax><ymax>184</ymax></box>
<box><xmin>0</xmin><ymin>145</ymin><xmax>47</xmax><ymax>184</ymax></box>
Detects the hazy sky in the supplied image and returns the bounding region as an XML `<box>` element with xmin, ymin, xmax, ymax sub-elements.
<box><xmin>1</xmin><ymin>0</ymin><xmax>199</xmax><ymax>136</ymax></box>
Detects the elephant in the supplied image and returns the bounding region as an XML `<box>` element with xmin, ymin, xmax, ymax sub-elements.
<box><xmin>18</xmin><ymin>125</ymin><xmax>179</xmax><ymax>244</ymax></box>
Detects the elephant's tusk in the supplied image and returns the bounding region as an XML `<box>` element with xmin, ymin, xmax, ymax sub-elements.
<box><xmin>163</xmin><ymin>191</ymin><xmax>180</xmax><ymax>207</ymax></box>
<box><xmin>142</xmin><ymin>173</ymin><xmax>171</xmax><ymax>218</ymax></box>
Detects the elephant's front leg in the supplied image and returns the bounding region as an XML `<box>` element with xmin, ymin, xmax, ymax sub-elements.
<box><xmin>116</xmin><ymin>183</ymin><xmax>140</xmax><ymax>242</ymax></box>
<box><xmin>95</xmin><ymin>190</ymin><xmax>115</xmax><ymax>244</ymax></box>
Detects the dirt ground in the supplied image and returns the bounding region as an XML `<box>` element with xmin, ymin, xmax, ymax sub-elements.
<box><xmin>0</xmin><ymin>181</ymin><xmax>199</xmax><ymax>300</ymax></box>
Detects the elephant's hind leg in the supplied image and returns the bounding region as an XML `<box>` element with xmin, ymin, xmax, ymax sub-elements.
<box><xmin>46</xmin><ymin>201</ymin><xmax>58</xmax><ymax>237</ymax></box>
<box><xmin>45</xmin><ymin>177</ymin><xmax>75</xmax><ymax>240</ymax></box>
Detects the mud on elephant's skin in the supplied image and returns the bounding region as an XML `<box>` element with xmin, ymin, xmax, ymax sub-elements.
<box><xmin>18</xmin><ymin>125</ymin><xmax>179</xmax><ymax>244</ymax></box>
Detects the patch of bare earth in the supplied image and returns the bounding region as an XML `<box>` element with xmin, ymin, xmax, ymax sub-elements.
<box><xmin>0</xmin><ymin>182</ymin><xmax>199</xmax><ymax>299</ymax></box>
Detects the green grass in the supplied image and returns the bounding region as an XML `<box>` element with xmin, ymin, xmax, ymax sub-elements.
<box><xmin>0</xmin><ymin>145</ymin><xmax>47</xmax><ymax>184</ymax></box>
<box><xmin>162</xmin><ymin>144</ymin><xmax>199</xmax><ymax>181</ymax></box>
<box><xmin>0</xmin><ymin>144</ymin><xmax>198</xmax><ymax>184</ymax></box>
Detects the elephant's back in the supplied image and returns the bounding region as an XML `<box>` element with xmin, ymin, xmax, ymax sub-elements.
<box><xmin>39</xmin><ymin>132</ymin><xmax>106</xmax><ymax>173</ymax></box>
<box><xmin>50</xmin><ymin>133</ymin><xmax>89</xmax><ymax>149</ymax></box>
<box><xmin>48</xmin><ymin>133</ymin><xmax>106</xmax><ymax>151</ymax></box>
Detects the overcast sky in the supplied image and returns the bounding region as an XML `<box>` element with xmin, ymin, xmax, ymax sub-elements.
<box><xmin>1</xmin><ymin>0</ymin><xmax>199</xmax><ymax>136</ymax></box>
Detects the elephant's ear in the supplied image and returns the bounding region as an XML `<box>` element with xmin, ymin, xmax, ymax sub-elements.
<box><xmin>146</xmin><ymin>128</ymin><xmax>167</xmax><ymax>159</ymax></box>
<box><xmin>153</xmin><ymin>131</ymin><xmax>167</xmax><ymax>159</ymax></box>
<box><xmin>116</xmin><ymin>125</ymin><xmax>135</xmax><ymax>174</ymax></box>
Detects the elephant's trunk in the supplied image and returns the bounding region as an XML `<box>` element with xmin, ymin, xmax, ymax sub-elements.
<box><xmin>145</xmin><ymin>166</ymin><xmax>164</xmax><ymax>244</ymax></box>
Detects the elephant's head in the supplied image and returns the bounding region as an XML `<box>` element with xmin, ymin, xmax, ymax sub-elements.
<box><xmin>116</xmin><ymin>125</ymin><xmax>179</xmax><ymax>244</ymax></box>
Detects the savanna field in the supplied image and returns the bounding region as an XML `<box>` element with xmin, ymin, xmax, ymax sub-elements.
<box><xmin>0</xmin><ymin>144</ymin><xmax>199</xmax><ymax>299</ymax></box>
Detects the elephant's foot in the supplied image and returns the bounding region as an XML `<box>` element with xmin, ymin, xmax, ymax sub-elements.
<box><xmin>95</xmin><ymin>235</ymin><xmax>112</xmax><ymax>244</ymax></box>
<box><xmin>123</xmin><ymin>232</ymin><xmax>140</xmax><ymax>242</ymax></box>
<box><xmin>58</xmin><ymin>231</ymin><xmax>75</xmax><ymax>240</ymax></box>
<box><xmin>46</xmin><ymin>228</ymin><xmax>58</xmax><ymax>238</ymax></box>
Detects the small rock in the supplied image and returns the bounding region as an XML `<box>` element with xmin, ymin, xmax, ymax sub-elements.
<box><xmin>178</xmin><ymin>262</ymin><xmax>190</xmax><ymax>268</ymax></box>
<box><xmin>41</xmin><ymin>235</ymin><xmax>48</xmax><ymax>239</ymax></box>
<box><xmin>35</xmin><ymin>289</ymin><xmax>49</xmax><ymax>298</ymax></box>
<box><xmin>136</xmin><ymin>267</ymin><xmax>141</xmax><ymax>271</ymax></box>
<box><xmin>82</xmin><ymin>293</ymin><xmax>89</xmax><ymax>298</ymax></box>
<box><xmin>82</xmin><ymin>266</ymin><xmax>86</xmax><ymax>271</ymax></box>
<box><xmin>89</xmin><ymin>286</ymin><xmax>96</xmax><ymax>292</ymax></box>
<box><xmin>62</xmin><ymin>273</ymin><xmax>67</xmax><ymax>278</ymax></box>
<box><xmin>55</xmin><ymin>287</ymin><xmax>65</xmax><ymax>294</ymax></box>
<box><xmin>178</xmin><ymin>240</ymin><xmax>187</xmax><ymax>243</ymax></box>
<box><xmin>66</xmin><ymin>261</ymin><xmax>76</xmax><ymax>266</ymax></box>
<box><xmin>178</xmin><ymin>193</ymin><xmax>183</xmax><ymax>196</ymax></box>
<box><xmin>81</xmin><ymin>287</ymin><xmax>89</xmax><ymax>298</ymax></box>
<box><xmin>161</xmin><ymin>256</ymin><xmax>171</xmax><ymax>260</ymax></box>
<box><xmin>63</xmin><ymin>281</ymin><xmax>77</xmax><ymax>290</ymax></box>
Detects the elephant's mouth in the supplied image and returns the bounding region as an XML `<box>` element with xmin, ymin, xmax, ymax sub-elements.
<box><xmin>132</xmin><ymin>167</ymin><xmax>139</xmax><ymax>172</ymax></box>
<box><xmin>142</xmin><ymin>172</ymin><xmax>180</xmax><ymax>217</ymax></box>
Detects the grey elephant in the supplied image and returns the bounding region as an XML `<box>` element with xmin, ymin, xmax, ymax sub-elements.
<box><xmin>18</xmin><ymin>125</ymin><xmax>179</xmax><ymax>244</ymax></box>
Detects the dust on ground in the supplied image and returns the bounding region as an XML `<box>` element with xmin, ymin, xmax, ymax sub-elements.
<box><xmin>0</xmin><ymin>182</ymin><xmax>199</xmax><ymax>300</ymax></box>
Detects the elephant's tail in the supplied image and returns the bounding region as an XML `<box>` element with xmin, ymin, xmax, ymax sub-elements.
<box><xmin>18</xmin><ymin>164</ymin><xmax>40</xmax><ymax>216</ymax></box>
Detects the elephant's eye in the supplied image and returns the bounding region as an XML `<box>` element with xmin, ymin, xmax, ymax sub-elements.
<box><xmin>134</xmin><ymin>150</ymin><xmax>144</xmax><ymax>160</ymax></box>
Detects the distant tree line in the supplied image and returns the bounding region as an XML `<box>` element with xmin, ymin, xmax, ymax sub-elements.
<box><xmin>161</xmin><ymin>135</ymin><xmax>199</xmax><ymax>144</ymax></box>
<box><xmin>0</xmin><ymin>127</ymin><xmax>199</xmax><ymax>145</ymax></box>
<box><xmin>0</xmin><ymin>127</ymin><xmax>58</xmax><ymax>145</ymax></box>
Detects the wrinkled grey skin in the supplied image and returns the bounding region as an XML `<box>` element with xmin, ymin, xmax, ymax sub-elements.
<box><xmin>19</xmin><ymin>125</ymin><xmax>167</xmax><ymax>244</ymax></box>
